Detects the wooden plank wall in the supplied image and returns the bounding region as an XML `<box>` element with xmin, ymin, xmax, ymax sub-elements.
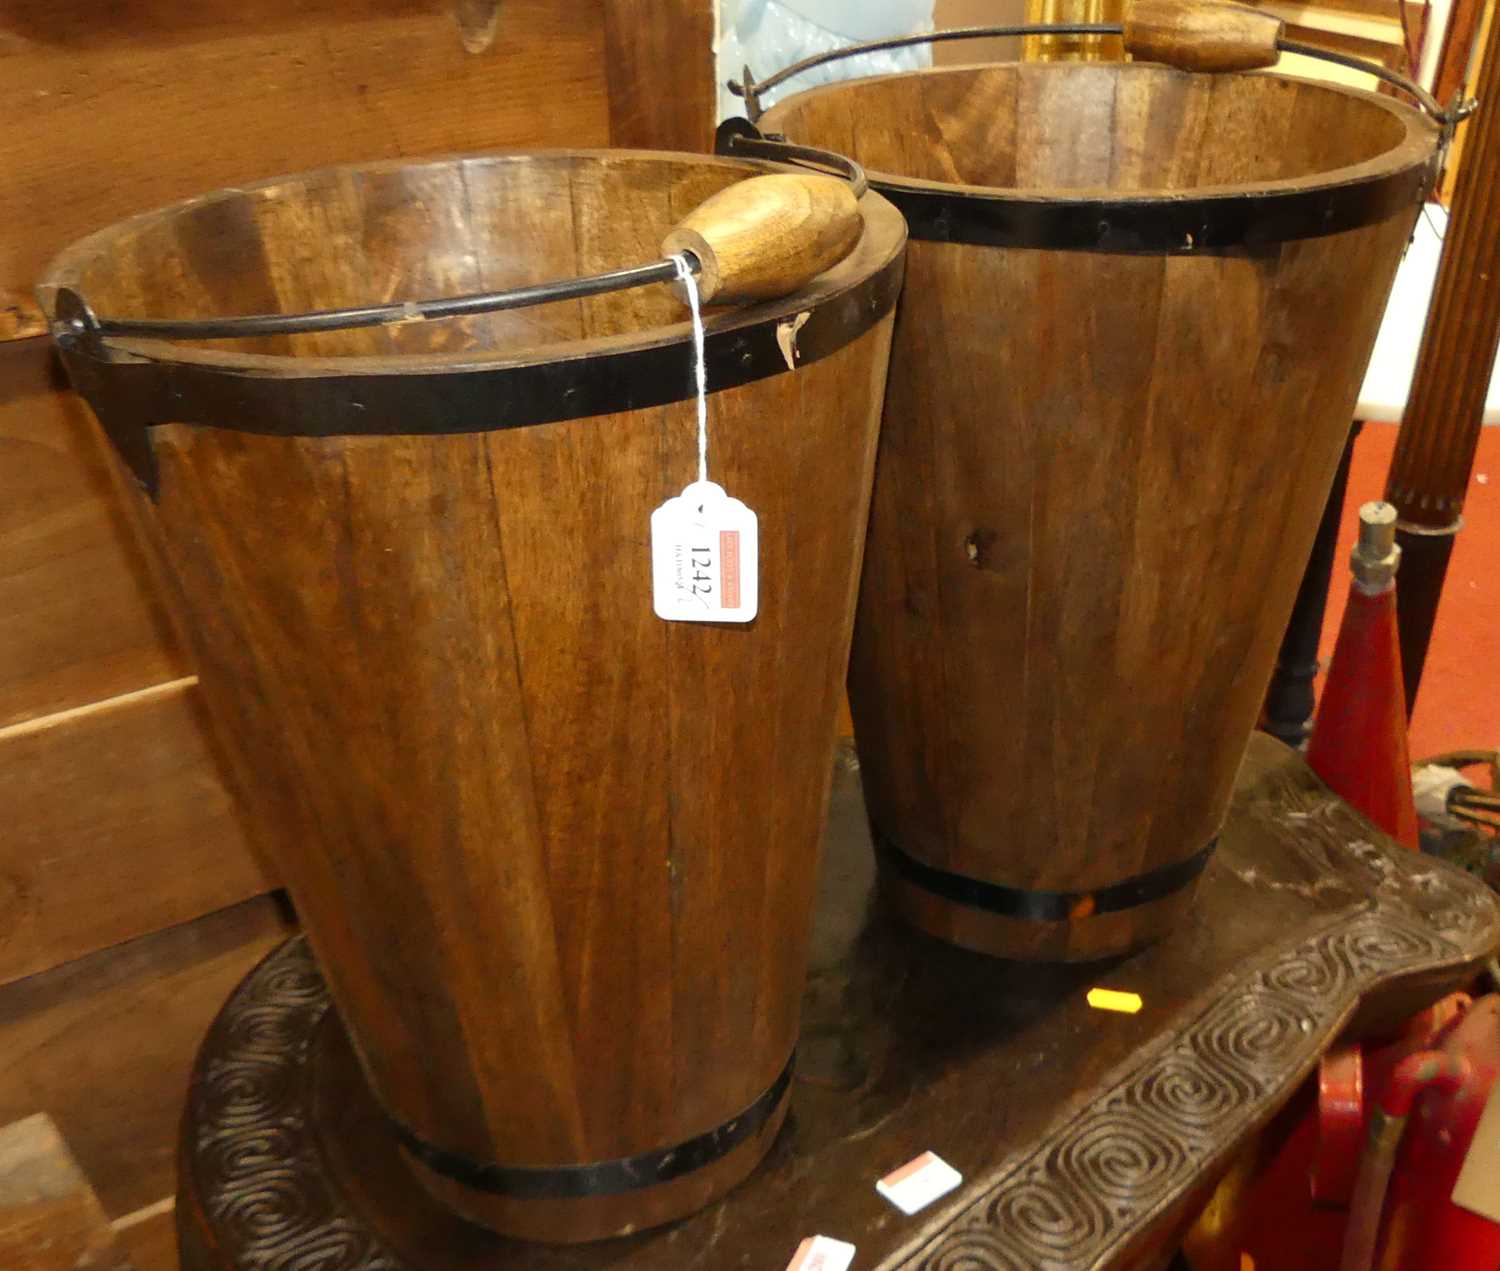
<box><xmin>605</xmin><ymin>0</ymin><xmax>718</xmax><ymax>151</ymax></box>
<box><xmin>1</xmin><ymin>0</ymin><xmax>615</xmax><ymax>337</ymax></box>
<box><xmin>0</xmin><ymin>3</ymin><xmax>715</xmax><ymax>1266</ymax></box>
<box><xmin>0</xmin><ymin>0</ymin><xmax>628</xmax><ymax>991</ymax></box>
<box><xmin>0</xmin><ymin>899</ymin><xmax>296</xmax><ymax>1265</ymax></box>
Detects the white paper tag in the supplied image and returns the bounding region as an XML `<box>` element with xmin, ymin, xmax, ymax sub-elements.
<box><xmin>1453</xmin><ymin>1081</ymin><xmax>1500</xmax><ymax>1220</ymax></box>
<box><xmin>651</xmin><ymin>481</ymin><xmax>758</xmax><ymax>623</ymax></box>
<box><xmin>784</xmin><ymin>1235</ymin><xmax>856</xmax><ymax>1271</ymax></box>
<box><xmin>875</xmin><ymin>1150</ymin><xmax>963</xmax><ymax>1215</ymax></box>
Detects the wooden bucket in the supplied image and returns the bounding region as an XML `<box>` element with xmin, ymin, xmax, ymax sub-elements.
<box><xmin>762</xmin><ymin>56</ymin><xmax>1437</xmax><ymax>961</ymax></box>
<box><xmin>42</xmin><ymin>152</ymin><xmax>904</xmax><ymax>1240</ymax></box>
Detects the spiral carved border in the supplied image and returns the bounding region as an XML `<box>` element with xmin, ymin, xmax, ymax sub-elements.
<box><xmin>183</xmin><ymin>772</ymin><xmax>1500</xmax><ymax>1271</ymax></box>
<box><xmin>903</xmin><ymin>794</ymin><xmax>1500</xmax><ymax>1270</ymax></box>
<box><xmin>184</xmin><ymin>938</ymin><xmax>408</xmax><ymax>1271</ymax></box>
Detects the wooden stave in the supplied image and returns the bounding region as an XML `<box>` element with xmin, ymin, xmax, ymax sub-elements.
<box><xmin>46</xmin><ymin>152</ymin><xmax>906</xmax><ymax>1239</ymax></box>
<box><xmin>763</xmin><ymin>63</ymin><xmax>1434</xmax><ymax>962</ymax></box>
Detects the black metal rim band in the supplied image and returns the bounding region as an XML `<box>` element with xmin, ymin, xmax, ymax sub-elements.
<box><xmin>55</xmin><ymin>248</ymin><xmax>904</xmax><ymax>497</ymax></box>
<box><xmin>875</xmin><ymin>831</ymin><xmax>1216</xmax><ymax>922</ymax></box>
<box><xmin>389</xmin><ymin>1054</ymin><xmax>794</xmax><ymax>1200</ymax></box>
<box><xmin>874</xmin><ymin>161</ymin><xmax>1435</xmax><ymax>254</ymax></box>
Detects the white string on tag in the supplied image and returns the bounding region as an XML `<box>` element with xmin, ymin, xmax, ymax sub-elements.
<box><xmin>669</xmin><ymin>252</ymin><xmax>709</xmax><ymax>485</ymax></box>
<box><xmin>651</xmin><ymin>255</ymin><xmax>758</xmax><ymax>623</ymax></box>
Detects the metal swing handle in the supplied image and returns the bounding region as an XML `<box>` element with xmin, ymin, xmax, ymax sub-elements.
<box><xmin>52</xmin><ymin>164</ymin><xmax>869</xmax><ymax>348</ymax></box>
<box><xmin>729</xmin><ymin>0</ymin><xmax>1458</xmax><ymax>127</ymax></box>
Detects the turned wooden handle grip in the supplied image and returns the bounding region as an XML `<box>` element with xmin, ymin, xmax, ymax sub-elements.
<box><xmin>662</xmin><ymin>174</ymin><xmax>862</xmax><ymax>304</ymax></box>
<box><xmin>1124</xmin><ymin>0</ymin><xmax>1283</xmax><ymax>72</ymax></box>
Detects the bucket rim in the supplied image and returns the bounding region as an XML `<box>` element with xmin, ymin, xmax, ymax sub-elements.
<box><xmin>41</xmin><ymin>149</ymin><xmax>907</xmax><ymax>495</ymax></box>
<box><xmin>759</xmin><ymin>62</ymin><xmax>1439</xmax><ymax>254</ymax></box>
<box><xmin>38</xmin><ymin>147</ymin><xmax>907</xmax><ymax>375</ymax></box>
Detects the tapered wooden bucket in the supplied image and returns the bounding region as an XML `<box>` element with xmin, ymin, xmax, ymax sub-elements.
<box><xmin>761</xmin><ymin>20</ymin><xmax>1438</xmax><ymax>961</ymax></box>
<box><xmin>42</xmin><ymin>152</ymin><xmax>904</xmax><ymax>1239</ymax></box>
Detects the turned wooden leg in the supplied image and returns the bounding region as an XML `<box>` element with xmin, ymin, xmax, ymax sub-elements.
<box><xmin>1263</xmin><ymin>421</ymin><xmax>1364</xmax><ymax>748</ymax></box>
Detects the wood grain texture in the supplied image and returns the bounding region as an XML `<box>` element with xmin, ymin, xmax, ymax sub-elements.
<box><xmin>763</xmin><ymin>61</ymin><xmax>1419</xmax><ymax>190</ymax></box>
<box><xmin>172</xmin><ymin>735</ymin><xmax>1500</xmax><ymax>1271</ymax></box>
<box><xmin>603</xmin><ymin>0</ymin><xmax>716</xmax><ymax>152</ymax></box>
<box><xmin>1385</xmin><ymin>0</ymin><xmax>1500</xmax><ymax>527</ymax></box>
<box><xmin>661</xmin><ymin>174</ymin><xmax>863</xmax><ymax>302</ymax></box>
<box><xmin>0</xmin><ymin>897</ymin><xmax>294</xmax><ymax>1221</ymax></box>
<box><xmin>0</xmin><ymin>679</ymin><xmax>274</xmax><ymax>987</ymax></box>
<box><xmin>0</xmin><ymin>337</ymin><xmax>183</xmax><ymax>726</ymax></box>
<box><xmin>0</xmin><ymin>1114</ymin><xmax>134</xmax><ymax>1271</ymax></box>
<box><xmin>1124</xmin><ymin>0</ymin><xmax>1284</xmax><ymax>71</ymax></box>
<box><xmin>1432</xmin><ymin>0</ymin><xmax>1485</xmax><ymax>119</ymax></box>
<box><xmin>47</xmin><ymin>152</ymin><xmax>903</xmax><ymax>1242</ymax></box>
<box><xmin>765</xmin><ymin>63</ymin><xmax>1431</xmax><ymax>960</ymax></box>
<box><xmin>1</xmin><ymin>0</ymin><xmax>610</xmax><ymax>340</ymax></box>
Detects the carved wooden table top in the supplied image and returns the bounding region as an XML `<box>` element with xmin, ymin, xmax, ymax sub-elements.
<box><xmin>177</xmin><ymin>733</ymin><xmax>1500</xmax><ymax>1270</ymax></box>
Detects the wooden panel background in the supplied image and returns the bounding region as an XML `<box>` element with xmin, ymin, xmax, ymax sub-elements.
<box><xmin>1</xmin><ymin>0</ymin><xmax>613</xmax><ymax>337</ymax></box>
<box><xmin>0</xmin><ymin>899</ymin><xmax>294</xmax><ymax>1221</ymax></box>
<box><xmin>0</xmin><ymin>679</ymin><xmax>272</xmax><ymax>986</ymax></box>
<box><xmin>605</xmin><ymin>0</ymin><xmax>717</xmax><ymax>151</ymax></box>
<box><xmin>0</xmin><ymin>337</ymin><xmax>182</xmax><ymax>728</ymax></box>
<box><xmin>0</xmin><ymin>0</ymin><xmax>713</xmax><ymax>989</ymax></box>
<box><xmin>0</xmin><ymin>7</ymin><xmax>715</xmax><ymax>1264</ymax></box>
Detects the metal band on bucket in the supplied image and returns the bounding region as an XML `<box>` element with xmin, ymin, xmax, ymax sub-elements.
<box><xmin>390</xmin><ymin>1054</ymin><xmax>795</xmax><ymax>1199</ymax></box>
<box><xmin>724</xmin><ymin>98</ymin><xmax>1437</xmax><ymax>255</ymax></box>
<box><xmin>734</xmin><ymin>16</ymin><xmax>1450</xmax><ymax>256</ymax></box>
<box><xmin>866</xmin><ymin>161</ymin><xmax>1436</xmax><ymax>254</ymax></box>
<box><xmin>50</xmin><ymin>241</ymin><xmax>903</xmax><ymax>497</ymax></box>
<box><xmin>875</xmin><ymin>829</ymin><xmax>1216</xmax><ymax>922</ymax></box>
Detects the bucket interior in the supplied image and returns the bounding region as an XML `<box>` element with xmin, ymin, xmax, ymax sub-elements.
<box><xmin>765</xmin><ymin>63</ymin><xmax>1416</xmax><ymax>194</ymax></box>
<box><xmin>43</xmin><ymin>154</ymin><xmax>763</xmax><ymax>360</ymax></box>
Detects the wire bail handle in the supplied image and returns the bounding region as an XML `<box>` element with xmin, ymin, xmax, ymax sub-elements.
<box><xmin>50</xmin><ymin>167</ymin><xmax>867</xmax><ymax>349</ymax></box>
<box><xmin>728</xmin><ymin>0</ymin><xmax>1470</xmax><ymax>130</ymax></box>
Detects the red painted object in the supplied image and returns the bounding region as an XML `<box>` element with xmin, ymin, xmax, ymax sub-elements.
<box><xmin>1368</xmin><ymin>997</ymin><xmax>1500</xmax><ymax>1270</ymax></box>
<box><xmin>1182</xmin><ymin>994</ymin><xmax>1492</xmax><ymax>1270</ymax></box>
<box><xmin>1307</xmin><ymin>502</ymin><xmax>1420</xmax><ymax>850</ymax></box>
<box><xmin>1315</xmin><ymin>1044</ymin><xmax>1366</xmax><ymax>1205</ymax></box>
<box><xmin>1342</xmin><ymin>1049</ymin><xmax>1473</xmax><ymax>1270</ymax></box>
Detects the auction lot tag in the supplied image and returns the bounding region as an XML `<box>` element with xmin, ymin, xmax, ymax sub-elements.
<box><xmin>876</xmin><ymin>1150</ymin><xmax>962</xmax><ymax>1215</ymax></box>
<box><xmin>651</xmin><ymin>480</ymin><xmax>758</xmax><ymax>623</ymax></box>
<box><xmin>784</xmin><ymin>1235</ymin><xmax>856</xmax><ymax>1271</ymax></box>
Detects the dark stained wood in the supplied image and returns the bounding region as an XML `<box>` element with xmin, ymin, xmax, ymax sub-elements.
<box><xmin>602</xmin><ymin>0</ymin><xmax>716</xmax><ymax>152</ymax></box>
<box><xmin>1</xmin><ymin>0</ymin><xmax>612</xmax><ymax>340</ymax></box>
<box><xmin>174</xmin><ymin>735</ymin><xmax>1500</xmax><ymax>1270</ymax></box>
<box><xmin>44</xmin><ymin>152</ymin><xmax>904</xmax><ymax>1243</ymax></box>
<box><xmin>0</xmin><ymin>896</ymin><xmax>295</xmax><ymax>1221</ymax></box>
<box><xmin>0</xmin><ymin>678</ymin><xmax>274</xmax><ymax>986</ymax></box>
<box><xmin>0</xmin><ymin>1114</ymin><xmax>134</xmax><ymax>1271</ymax></box>
<box><xmin>764</xmin><ymin>63</ymin><xmax>1434</xmax><ymax>960</ymax></box>
<box><xmin>1384</xmin><ymin>0</ymin><xmax>1500</xmax><ymax>699</ymax></box>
